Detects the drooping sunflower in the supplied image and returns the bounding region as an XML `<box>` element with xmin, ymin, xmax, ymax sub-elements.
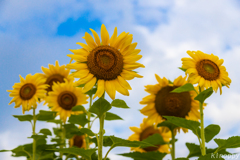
<box><xmin>7</xmin><ymin>74</ymin><xmax>48</xmax><ymax>114</ymax></box>
<box><xmin>66</xmin><ymin>24</ymin><xmax>145</xmax><ymax>100</ymax></box>
<box><xmin>128</xmin><ymin>118</ymin><xmax>171</xmax><ymax>153</ymax></box>
<box><xmin>41</xmin><ymin>60</ymin><xmax>74</xmax><ymax>93</ymax></box>
<box><xmin>182</xmin><ymin>50</ymin><xmax>231</xmax><ymax>94</ymax></box>
<box><xmin>69</xmin><ymin>135</ymin><xmax>86</xmax><ymax>149</ymax></box>
<box><xmin>46</xmin><ymin>79</ymin><xmax>88</xmax><ymax>123</ymax></box>
<box><xmin>140</xmin><ymin>75</ymin><xmax>201</xmax><ymax>133</ymax></box>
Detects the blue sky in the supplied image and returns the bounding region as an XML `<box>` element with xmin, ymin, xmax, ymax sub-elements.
<box><xmin>1</xmin><ymin>0</ymin><xmax>240</xmax><ymax>159</ymax></box>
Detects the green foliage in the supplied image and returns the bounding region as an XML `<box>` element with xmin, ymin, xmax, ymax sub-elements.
<box><xmin>85</xmin><ymin>88</ymin><xmax>97</xmax><ymax>97</ymax></box>
<box><xmin>198</xmin><ymin>153</ymin><xmax>225</xmax><ymax>160</ymax></box>
<box><xmin>78</xmin><ymin>128</ymin><xmax>95</xmax><ymax>136</ymax></box>
<box><xmin>142</xmin><ymin>133</ymin><xmax>167</xmax><ymax>146</ymax></box>
<box><xmin>53</xmin><ymin>148</ymin><xmax>97</xmax><ymax>160</ymax></box>
<box><xmin>47</xmin><ymin>119</ymin><xmax>62</xmax><ymax>124</ymax></box>
<box><xmin>36</xmin><ymin>110</ymin><xmax>57</xmax><ymax>121</ymax></box>
<box><xmin>111</xmin><ymin>99</ymin><xmax>130</xmax><ymax>109</ymax></box>
<box><xmin>157</xmin><ymin>121</ymin><xmax>178</xmax><ymax>131</ymax></box>
<box><xmin>72</xmin><ymin>105</ymin><xmax>86</xmax><ymax>112</ymax></box>
<box><xmin>178</xmin><ymin>67</ymin><xmax>187</xmax><ymax>72</ymax></box>
<box><xmin>89</xmin><ymin>97</ymin><xmax>112</xmax><ymax>117</ymax></box>
<box><xmin>39</xmin><ymin>128</ymin><xmax>52</xmax><ymax>136</ymax></box>
<box><xmin>13</xmin><ymin>115</ymin><xmax>33</xmax><ymax>122</ymax></box>
<box><xmin>118</xmin><ymin>151</ymin><xmax>167</xmax><ymax>160</ymax></box>
<box><xmin>197</xmin><ymin>124</ymin><xmax>221</xmax><ymax>143</ymax></box>
<box><xmin>105</xmin><ymin>112</ymin><xmax>123</xmax><ymax>121</ymax></box>
<box><xmin>214</xmin><ymin>136</ymin><xmax>240</xmax><ymax>152</ymax></box>
<box><xmin>194</xmin><ymin>87</ymin><xmax>213</xmax><ymax>103</ymax></box>
<box><xmin>63</xmin><ymin>123</ymin><xmax>83</xmax><ymax>139</ymax></box>
<box><xmin>175</xmin><ymin>158</ymin><xmax>189</xmax><ymax>160</ymax></box>
<box><xmin>68</xmin><ymin>113</ymin><xmax>90</xmax><ymax>127</ymax></box>
<box><xmin>171</xmin><ymin>83</ymin><xmax>196</xmax><ymax>93</ymax></box>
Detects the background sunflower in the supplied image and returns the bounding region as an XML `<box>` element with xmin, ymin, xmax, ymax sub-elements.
<box><xmin>182</xmin><ymin>50</ymin><xmax>231</xmax><ymax>94</ymax></box>
<box><xmin>46</xmin><ymin>79</ymin><xmax>88</xmax><ymax>123</ymax></box>
<box><xmin>128</xmin><ymin>118</ymin><xmax>171</xmax><ymax>153</ymax></box>
<box><xmin>66</xmin><ymin>24</ymin><xmax>144</xmax><ymax>100</ymax></box>
<box><xmin>7</xmin><ymin>74</ymin><xmax>48</xmax><ymax>114</ymax></box>
<box><xmin>69</xmin><ymin>135</ymin><xmax>86</xmax><ymax>149</ymax></box>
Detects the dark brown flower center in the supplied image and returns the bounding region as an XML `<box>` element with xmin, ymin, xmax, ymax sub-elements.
<box><xmin>196</xmin><ymin>59</ymin><xmax>220</xmax><ymax>80</ymax></box>
<box><xmin>73</xmin><ymin>135</ymin><xmax>84</xmax><ymax>148</ymax></box>
<box><xmin>155</xmin><ymin>86</ymin><xmax>191</xmax><ymax>118</ymax></box>
<box><xmin>20</xmin><ymin>83</ymin><xmax>36</xmax><ymax>100</ymax></box>
<box><xmin>46</xmin><ymin>74</ymin><xmax>64</xmax><ymax>92</ymax></box>
<box><xmin>57</xmin><ymin>91</ymin><xmax>77</xmax><ymax>110</ymax></box>
<box><xmin>140</xmin><ymin>126</ymin><xmax>160</xmax><ymax>152</ymax></box>
<box><xmin>87</xmin><ymin>45</ymin><xmax>123</xmax><ymax>80</ymax></box>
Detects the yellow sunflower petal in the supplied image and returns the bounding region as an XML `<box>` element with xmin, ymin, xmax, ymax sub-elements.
<box><xmin>101</xmin><ymin>24</ymin><xmax>109</xmax><ymax>45</ymax></box>
<box><xmin>105</xmin><ymin>80</ymin><xmax>116</xmax><ymax>100</ymax></box>
<box><xmin>93</xmin><ymin>79</ymin><xmax>105</xmax><ymax>99</ymax></box>
<box><xmin>82</xmin><ymin>77</ymin><xmax>97</xmax><ymax>93</ymax></box>
<box><xmin>85</xmin><ymin>32</ymin><xmax>97</xmax><ymax>49</ymax></box>
<box><xmin>90</xmin><ymin>28</ymin><xmax>101</xmax><ymax>46</ymax></box>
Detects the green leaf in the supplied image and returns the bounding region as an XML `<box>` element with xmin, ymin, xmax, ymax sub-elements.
<box><xmin>194</xmin><ymin>87</ymin><xmax>213</xmax><ymax>103</ymax></box>
<box><xmin>198</xmin><ymin>153</ymin><xmax>225</xmax><ymax>160</ymax></box>
<box><xmin>72</xmin><ymin>105</ymin><xmax>85</xmax><ymax>112</ymax></box>
<box><xmin>37</xmin><ymin>110</ymin><xmax>57</xmax><ymax>121</ymax></box>
<box><xmin>204</xmin><ymin>124</ymin><xmax>221</xmax><ymax>143</ymax></box>
<box><xmin>142</xmin><ymin>133</ymin><xmax>166</xmax><ymax>146</ymax></box>
<box><xmin>13</xmin><ymin>115</ymin><xmax>33</xmax><ymax>122</ymax></box>
<box><xmin>111</xmin><ymin>99</ymin><xmax>130</xmax><ymax>109</ymax></box>
<box><xmin>118</xmin><ymin>151</ymin><xmax>166</xmax><ymax>160</ymax></box>
<box><xmin>176</xmin><ymin>158</ymin><xmax>189</xmax><ymax>160</ymax></box>
<box><xmin>77</xmin><ymin>84</ymin><xmax>85</xmax><ymax>87</ymax></box>
<box><xmin>89</xmin><ymin>97</ymin><xmax>111</xmax><ymax>117</ymax></box>
<box><xmin>64</xmin><ymin>123</ymin><xmax>82</xmax><ymax>139</ymax></box>
<box><xmin>79</xmin><ymin>128</ymin><xmax>95</xmax><ymax>136</ymax></box>
<box><xmin>214</xmin><ymin>136</ymin><xmax>240</xmax><ymax>152</ymax></box>
<box><xmin>163</xmin><ymin>116</ymin><xmax>200</xmax><ymax>136</ymax></box>
<box><xmin>39</xmin><ymin>128</ymin><xmax>52</xmax><ymax>136</ymax></box>
<box><xmin>105</xmin><ymin>112</ymin><xmax>123</xmax><ymax>121</ymax></box>
<box><xmin>171</xmin><ymin>83</ymin><xmax>196</xmax><ymax>93</ymax></box>
<box><xmin>47</xmin><ymin>119</ymin><xmax>62</xmax><ymax>124</ymax></box>
<box><xmin>52</xmin><ymin>148</ymin><xmax>97</xmax><ymax>160</ymax></box>
<box><xmin>157</xmin><ymin>121</ymin><xmax>178</xmax><ymax>131</ymax></box>
<box><xmin>179</xmin><ymin>67</ymin><xmax>187</xmax><ymax>72</ymax></box>
<box><xmin>85</xmin><ymin>88</ymin><xmax>97</xmax><ymax>97</ymax></box>
<box><xmin>68</xmin><ymin>113</ymin><xmax>90</xmax><ymax>127</ymax></box>
<box><xmin>29</xmin><ymin>135</ymin><xmax>47</xmax><ymax>146</ymax></box>
<box><xmin>110</xmin><ymin>136</ymin><xmax>154</xmax><ymax>148</ymax></box>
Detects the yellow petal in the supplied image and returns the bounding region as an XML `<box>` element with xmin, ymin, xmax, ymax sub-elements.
<box><xmin>93</xmin><ymin>79</ymin><xmax>105</xmax><ymax>99</ymax></box>
<box><xmin>83</xmin><ymin>77</ymin><xmax>97</xmax><ymax>93</ymax></box>
<box><xmin>129</xmin><ymin>126</ymin><xmax>141</xmax><ymax>133</ymax></box>
<box><xmin>76</xmin><ymin>42</ymin><xmax>92</xmax><ymax>51</ymax></box>
<box><xmin>67</xmin><ymin>54</ymin><xmax>87</xmax><ymax>62</ymax></box>
<box><xmin>120</xmin><ymin>70</ymin><xmax>143</xmax><ymax>80</ymax></box>
<box><xmin>69</xmin><ymin>48</ymin><xmax>89</xmax><ymax>56</ymax></box>
<box><xmin>124</xmin><ymin>55</ymin><xmax>142</xmax><ymax>63</ymax></box>
<box><xmin>85</xmin><ymin>32</ymin><xmax>97</xmax><ymax>49</ymax></box>
<box><xmin>113</xmin><ymin>79</ymin><xmax>129</xmax><ymax>96</ymax></box>
<box><xmin>155</xmin><ymin>74</ymin><xmax>162</xmax><ymax>84</ymax></box>
<box><xmin>101</xmin><ymin>24</ymin><xmax>109</xmax><ymax>45</ymax></box>
<box><xmin>105</xmin><ymin>80</ymin><xmax>116</xmax><ymax>100</ymax></box>
<box><xmin>66</xmin><ymin>62</ymin><xmax>88</xmax><ymax>70</ymax></box>
<box><xmin>74</xmin><ymin>73</ymin><xmax>94</xmax><ymax>86</ymax></box>
<box><xmin>117</xmin><ymin>76</ymin><xmax>132</xmax><ymax>90</ymax></box>
<box><xmin>112</xmin><ymin>32</ymin><xmax>128</xmax><ymax>48</ymax></box>
<box><xmin>89</xmin><ymin>28</ymin><xmax>101</xmax><ymax>46</ymax></box>
<box><xmin>124</xmin><ymin>63</ymin><xmax>145</xmax><ymax>70</ymax></box>
<box><xmin>72</xmin><ymin>69</ymin><xmax>89</xmax><ymax>78</ymax></box>
<box><xmin>109</xmin><ymin>27</ymin><xmax>117</xmax><ymax>45</ymax></box>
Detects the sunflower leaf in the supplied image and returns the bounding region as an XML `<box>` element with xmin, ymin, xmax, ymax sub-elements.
<box><xmin>157</xmin><ymin>121</ymin><xmax>178</xmax><ymax>131</ymax></box>
<box><xmin>13</xmin><ymin>115</ymin><xmax>33</xmax><ymax>122</ymax></box>
<box><xmin>171</xmin><ymin>83</ymin><xmax>196</xmax><ymax>93</ymax></box>
<box><xmin>78</xmin><ymin>128</ymin><xmax>95</xmax><ymax>136</ymax></box>
<box><xmin>39</xmin><ymin>128</ymin><xmax>52</xmax><ymax>136</ymax></box>
<box><xmin>178</xmin><ymin>67</ymin><xmax>187</xmax><ymax>72</ymax></box>
<box><xmin>85</xmin><ymin>88</ymin><xmax>97</xmax><ymax>97</ymax></box>
<box><xmin>163</xmin><ymin>116</ymin><xmax>200</xmax><ymax>136</ymax></box>
<box><xmin>89</xmin><ymin>97</ymin><xmax>111</xmax><ymax>117</ymax></box>
<box><xmin>142</xmin><ymin>133</ymin><xmax>167</xmax><ymax>146</ymax></box>
<box><xmin>105</xmin><ymin>112</ymin><xmax>123</xmax><ymax>121</ymax></box>
<box><xmin>194</xmin><ymin>87</ymin><xmax>213</xmax><ymax>103</ymax></box>
<box><xmin>118</xmin><ymin>151</ymin><xmax>167</xmax><ymax>160</ymax></box>
<box><xmin>175</xmin><ymin>158</ymin><xmax>189</xmax><ymax>160</ymax></box>
<box><xmin>198</xmin><ymin>153</ymin><xmax>225</xmax><ymax>160</ymax></box>
<box><xmin>72</xmin><ymin>105</ymin><xmax>85</xmax><ymax>112</ymax></box>
<box><xmin>214</xmin><ymin>136</ymin><xmax>240</xmax><ymax>153</ymax></box>
<box><xmin>111</xmin><ymin>99</ymin><xmax>130</xmax><ymax>109</ymax></box>
<box><xmin>68</xmin><ymin>114</ymin><xmax>90</xmax><ymax>128</ymax></box>
<box><xmin>36</xmin><ymin>110</ymin><xmax>57</xmax><ymax>121</ymax></box>
<box><xmin>197</xmin><ymin>124</ymin><xmax>220</xmax><ymax>143</ymax></box>
<box><xmin>110</xmin><ymin>136</ymin><xmax>154</xmax><ymax>148</ymax></box>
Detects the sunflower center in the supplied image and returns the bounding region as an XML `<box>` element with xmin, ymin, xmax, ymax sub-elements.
<box><xmin>87</xmin><ymin>45</ymin><xmax>123</xmax><ymax>80</ymax></box>
<box><xmin>46</xmin><ymin>74</ymin><xmax>64</xmax><ymax>92</ymax></box>
<box><xmin>20</xmin><ymin>83</ymin><xmax>36</xmax><ymax>100</ymax></box>
<box><xmin>155</xmin><ymin>86</ymin><xmax>191</xmax><ymax>118</ymax></box>
<box><xmin>139</xmin><ymin>126</ymin><xmax>160</xmax><ymax>152</ymax></box>
<box><xmin>73</xmin><ymin>135</ymin><xmax>84</xmax><ymax>148</ymax></box>
<box><xmin>196</xmin><ymin>59</ymin><xmax>220</xmax><ymax>80</ymax></box>
<box><xmin>57</xmin><ymin>91</ymin><xmax>77</xmax><ymax>110</ymax></box>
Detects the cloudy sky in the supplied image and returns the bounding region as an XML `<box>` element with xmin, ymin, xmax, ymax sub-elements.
<box><xmin>1</xmin><ymin>0</ymin><xmax>240</xmax><ymax>159</ymax></box>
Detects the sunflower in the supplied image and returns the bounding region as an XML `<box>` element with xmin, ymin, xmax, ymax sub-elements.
<box><xmin>140</xmin><ymin>75</ymin><xmax>201</xmax><ymax>133</ymax></box>
<box><xmin>128</xmin><ymin>118</ymin><xmax>171</xmax><ymax>153</ymax></box>
<box><xmin>66</xmin><ymin>24</ymin><xmax>145</xmax><ymax>100</ymax></box>
<box><xmin>7</xmin><ymin>74</ymin><xmax>48</xmax><ymax>114</ymax></box>
<box><xmin>182</xmin><ymin>50</ymin><xmax>231</xmax><ymax>94</ymax></box>
<box><xmin>69</xmin><ymin>135</ymin><xmax>86</xmax><ymax>149</ymax></box>
<box><xmin>46</xmin><ymin>79</ymin><xmax>88</xmax><ymax>123</ymax></box>
<box><xmin>41</xmin><ymin>60</ymin><xmax>74</xmax><ymax>93</ymax></box>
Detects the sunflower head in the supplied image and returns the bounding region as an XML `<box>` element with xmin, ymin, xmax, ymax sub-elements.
<box><xmin>128</xmin><ymin>118</ymin><xmax>171</xmax><ymax>153</ymax></box>
<box><xmin>7</xmin><ymin>74</ymin><xmax>48</xmax><ymax>114</ymax></box>
<box><xmin>66</xmin><ymin>24</ymin><xmax>145</xmax><ymax>100</ymax></box>
<box><xmin>69</xmin><ymin>135</ymin><xmax>86</xmax><ymax>149</ymax></box>
<box><xmin>41</xmin><ymin>60</ymin><xmax>74</xmax><ymax>93</ymax></box>
<box><xmin>182</xmin><ymin>50</ymin><xmax>231</xmax><ymax>94</ymax></box>
<box><xmin>45</xmin><ymin>79</ymin><xmax>88</xmax><ymax>123</ymax></box>
<box><xmin>140</xmin><ymin>74</ymin><xmax>201</xmax><ymax>133</ymax></box>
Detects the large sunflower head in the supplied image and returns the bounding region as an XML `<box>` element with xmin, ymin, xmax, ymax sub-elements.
<box><xmin>66</xmin><ymin>24</ymin><xmax>145</xmax><ymax>100</ymax></box>
<box><xmin>41</xmin><ymin>60</ymin><xmax>74</xmax><ymax>93</ymax></box>
<box><xmin>46</xmin><ymin>79</ymin><xmax>88</xmax><ymax>123</ymax></box>
<box><xmin>128</xmin><ymin>118</ymin><xmax>171</xmax><ymax>153</ymax></box>
<box><xmin>140</xmin><ymin>75</ymin><xmax>201</xmax><ymax>133</ymax></box>
<box><xmin>7</xmin><ymin>74</ymin><xmax>48</xmax><ymax>114</ymax></box>
<box><xmin>182</xmin><ymin>50</ymin><xmax>231</xmax><ymax>94</ymax></box>
<box><xmin>69</xmin><ymin>135</ymin><xmax>86</xmax><ymax>149</ymax></box>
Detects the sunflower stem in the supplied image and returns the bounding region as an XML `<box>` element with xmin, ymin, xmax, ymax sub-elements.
<box><xmin>199</xmin><ymin>101</ymin><xmax>206</xmax><ymax>155</ymax></box>
<box><xmin>86</xmin><ymin>95</ymin><xmax>93</xmax><ymax>149</ymax></box>
<box><xmin>98</xmin><ymin>113</ymin><xmax>105</xmax><ymax>160</ymax></box>
<box><xmin>32</xmin><ymin>108</ymin><xmax>37</xmax><ymax>160</ymax></box>
<box><xmin>60</xmin><ymin>121</ymin><xmax>65</xmax><ymax>158</ymax></box>
<box><xmin>171</xmin><ymin>130</ymin><xmax>175</xmax><ymax>160</ymax></box>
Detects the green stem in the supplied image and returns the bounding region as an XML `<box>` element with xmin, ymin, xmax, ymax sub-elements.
<box><xmin>98</xmin><ymin>113</ymin><xmax>105</xmax><ymax>160</ymax></box>
<box><xmin>32</xmin><ymin>108</ymin><xmax>37</xmax><ymax>160</ymax></box>
<box><xmin>86</xmin><ymin>95</ymin><xmax>93</xmax><ymax>149</ymax></box>
<box><xmin>60</xmin><ymin>122</ymin><xmax>65</xmax><ymax>158</ymax></box>
<box><xmin>199</xmin><ymin>101</ymin><xmax>206</xmax><ymax>155</ymax></box>
<box><xmin>171</xmin><ymin>130</ymin><xmax>175</xmax><ymax>160</ymax></box>
<box><xmin>104</xmin><ymin>146</ymin><xmax>114</xmax><ymax>160</ymax></box>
